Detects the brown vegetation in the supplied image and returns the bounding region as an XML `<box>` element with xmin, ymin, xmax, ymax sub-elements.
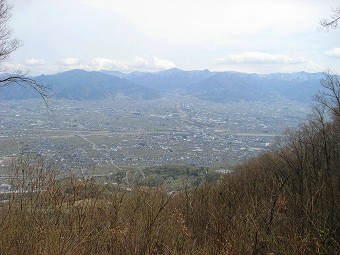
<box><xmin>0</xmin><ymin>73</ymin><xmax>339</xmax><ymax>254</ymax></box>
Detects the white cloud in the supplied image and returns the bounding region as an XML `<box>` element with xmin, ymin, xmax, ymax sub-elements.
<box><xmin>152</xmin><ymin>57</ymin><xmax>176</xmax><ymax>70</ymax></box>
<box><xmin>129</xmin><ymin>56</ymin><xmax>149</xmax><ymax>68</ymax></box>
<box><xmin>18</xmin><ymin>56</ymin><xmax>176</xmax><ymax>74</ymax></box>
<box><xmin>89</xmin><ymin>56</ymin><xmax>175</xmax><ymax>71</ymax></box>
<box><xmin>90</xmin><ymin>58</ymin><xmax>129</xmax><ymax>70</ymax></box>
<box><xmin>326</xmin><ymin>48</ymin><xmax>340</xmax><ymax>58</ymax></box>
<box><xmin>25</xmin><ymin>58</ymin><xmax>47</xmax><ymax>66</ymax></box>
<box><xmin>58</xmin><ymin>57</ymin><xmax>80</xmax><ymax>66</ymax></box>
<box><xmin>128</xmin><ymin>56</ymin><xmax>176</xmax><ymax>70</ymax></box>
<box><xmin>218</xmin><ymin>52</ymin><xmax>305</xmax><ymax>65</ymax></box>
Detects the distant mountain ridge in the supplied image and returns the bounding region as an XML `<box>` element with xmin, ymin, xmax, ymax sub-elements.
<box><xmin>121</xmin><ymin>68</ymin><xmax>215</xmax><ymax>91</ymax></box>
<box><xmin>186</xmin><ymin>71</ymin><xmax>323</xmax><ymax>103</ymax></box>
<box><xmin>0</xmin><ymin>68</ymin><xmax>324</xmax><ymax>102</ymax></box>
<box><xmin>0</xmin><ymin>69</ymin><xmax>158</xmax><ymax>100</ymax></box>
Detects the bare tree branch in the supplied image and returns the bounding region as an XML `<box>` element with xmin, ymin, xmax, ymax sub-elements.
<box><xmin>0</xmin><ymin>0</ymin><xmax>51</xmax><ymax>100</ymax></box>
<box><xmin>0</xmin><ymin>71</ymin><xmax>52</xmax><ymax>98</ymax></box>
<box><xmin>313</xmin><ymin>71</ymin><xmax>340</xmax><ymax>120</ymax></box>
<box><xmin>0</xmin><ymin>0</ymin><xmax>21</xmax><ymax>65</ymax></box>
<box><xmin>319</xmin><ymin>7</ymin><xmax>340</xmax><ymax>30</ymax></box>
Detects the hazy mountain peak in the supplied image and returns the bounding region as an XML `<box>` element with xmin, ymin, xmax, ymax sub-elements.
<box><xmin>0</xmin><ymin>69</ymin><xmax>324</xmax><ymax>103</ymax></box>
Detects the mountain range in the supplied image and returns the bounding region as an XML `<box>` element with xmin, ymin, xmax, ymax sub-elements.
<box><xmin>0</xmin><ymin>68</ymin><xmax>325</xmax><ymax>103</ymax></box>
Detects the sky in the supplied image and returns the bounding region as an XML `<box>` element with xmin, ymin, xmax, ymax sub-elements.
<box><xmin>5</xmin><ymin>0</ymin><xmax>340</xmax><ymax>75</ymax></box>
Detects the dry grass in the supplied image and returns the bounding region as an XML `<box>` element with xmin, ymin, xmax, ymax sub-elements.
<box><xmin>0</xmin><ymin>136</ymin><xmax>339</xmax><ymax>255</ymax></box>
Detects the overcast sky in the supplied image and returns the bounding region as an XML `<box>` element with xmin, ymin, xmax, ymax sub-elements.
<box><xmin>5</xmin><ymin>0</ymin><xmax>340</xmax><ymax>75</ymax></box>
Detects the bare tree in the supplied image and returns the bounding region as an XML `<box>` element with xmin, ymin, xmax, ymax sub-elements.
<box><xmin>314</xmin><ymin>72</ymin><xmax>340</xmax><ymax>120</ymax></box>
<box><xmin>318</xmin><ymin>6</ymin><xmax>340</xmax><ymax>119</ymax></box>
<box><xmin>320</xmin><ymin>7</ymin><xmax>340</xmax><ymax>30</ymax></box>
<box><xmin>0</xmin><ymin>0</ymin><xmax>50</xmax><ymax>99</ymax></box>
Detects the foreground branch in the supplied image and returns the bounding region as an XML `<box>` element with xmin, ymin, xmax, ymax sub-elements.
<box><xmin>0</xmin><ymin>72</ymin><xmax>53</xmax><ymax>100</ymax></box>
